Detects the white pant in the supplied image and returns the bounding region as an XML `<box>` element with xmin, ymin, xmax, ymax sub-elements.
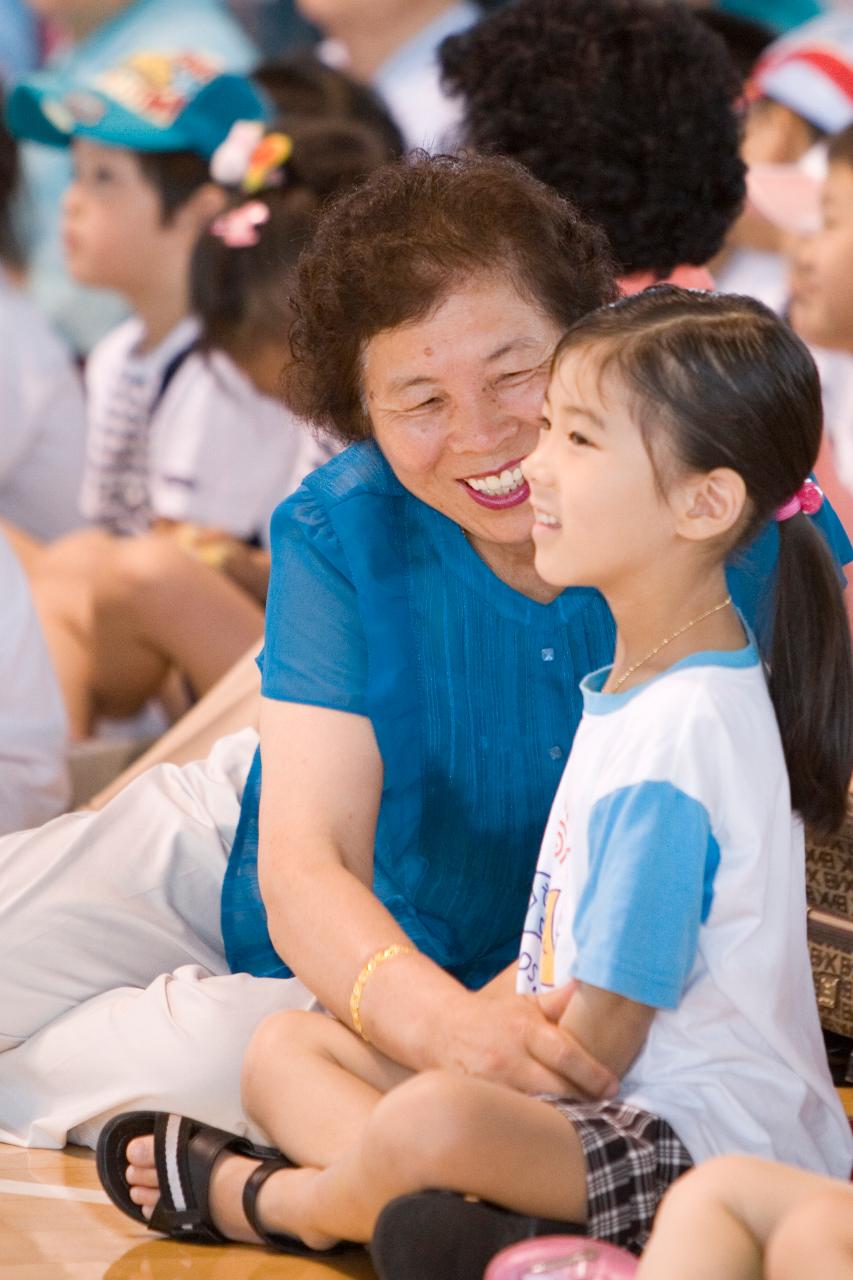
<box><xmin>0</xmin><ymin>730</ymin><xmax>315</xmax><ymax>1149</ymax></box>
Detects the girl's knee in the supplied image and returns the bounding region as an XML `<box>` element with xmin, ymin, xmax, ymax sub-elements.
<box><xmin>363</xmin><ymin>1071</ymin><xmax>481</xmax><ymax>1187</ymax></box>
<box><xmin>654</xmin><ymin>1155</ymin><xmax>760</xmax><ymax>1226</ymax></box>
<box><xmin>765</xmin><ymin>1190</ymin><xmax>853</xmax><ymax>1279</ymax></box>
<box><xmin>241</xmin><ymin>1009</ymin><xmax>333</xmax><ymax>1115</ymax></box>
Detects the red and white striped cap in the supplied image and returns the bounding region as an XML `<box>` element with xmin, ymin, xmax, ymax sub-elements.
<box><xmin>748</xmin><ymin>14</ymin><xmax>853</xmax><ymax>135</ymax></box>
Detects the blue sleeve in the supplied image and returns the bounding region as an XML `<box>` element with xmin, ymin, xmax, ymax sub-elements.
<box><xmin>727</xmin><ymin>490</ymin><xmax>851</xmax><ymax>641</ymax></box>
<box><xmin>259</xmin><ymin>488</ymin><xmax>368</xmax><ymax>714</ymax></box>
<box><xmin>572</xmin><ymin>781</ymin><xmax>720</xmax><ymax>1009</ymax></box>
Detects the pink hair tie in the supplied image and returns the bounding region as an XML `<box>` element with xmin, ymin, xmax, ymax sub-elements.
<box><xmin>775</xmin><ymin>478</ymin><xmax>824</xmax><ymax>522</ymax></box>
<box><xmin>210</xmin><ymin>199</ymin><xmax>270</xmax><ymax>249</ymax></box>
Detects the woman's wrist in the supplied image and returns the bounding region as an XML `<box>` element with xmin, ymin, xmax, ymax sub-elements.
<box><xmin>357</xmin><ymin>948</ymin><xmax>470</xmax><ymax>1070</ymax></box>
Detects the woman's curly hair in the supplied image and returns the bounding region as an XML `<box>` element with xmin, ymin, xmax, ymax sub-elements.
<box><xmin>440</xmin><ymin>0</ymin><xmax>746</xmax><ymax>276</ymax></box>
<box><xmin>283</xmin><ymin>151</ymin><xmax>617</xmax><ymax>443</ymax></box>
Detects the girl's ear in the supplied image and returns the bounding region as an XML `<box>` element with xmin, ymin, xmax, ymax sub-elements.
<box><xmin>675</xmin><ymin>467</ymin><xmax>747</xmax><ymax>544</ymax></box>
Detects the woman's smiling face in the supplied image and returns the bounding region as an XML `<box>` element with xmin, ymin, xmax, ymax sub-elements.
<box><xmin>363</xmin><ymin>272</ymin><xmax>563</xmax><ymax>555</ymax></box>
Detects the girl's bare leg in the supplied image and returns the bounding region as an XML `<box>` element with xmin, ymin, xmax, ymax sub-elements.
<box><xmin>88</xmin><ymin>534</ymin><xmax>264</xmax><ymax>713</ymax></box>
<box><xmin>637</xmin><ymin>1155</ymin><xmax>853</xmax><ymax>1280</ymax></box>
<box><xmin>0</xmin><ymin>518</ymin><xmax>45</xmax><ymax>576</ymax></box>
<box><xmin>88</xmin><ymin>642</ymin><xmax>262</xmax><ymax>809</ymax></box>
<box><xmin>766</xmin><ymin>1188</ymin><xmax>853</xmax><ymax>1280</ymax></box>
<box><xmin>127</xmin><ymin>1012</ymin><xmax>588</xmax><ymax>1249</ymax></box>
<box><xmin>29</xmin><ymin>531</ymin><xmax>263</xmax><ymax>737</ymax></box>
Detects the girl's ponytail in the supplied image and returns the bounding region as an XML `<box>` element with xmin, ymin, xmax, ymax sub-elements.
<box><xmin>771</xmin><ymin>510</ymin><xmax>853</xmax><ymax>835</ymax></box>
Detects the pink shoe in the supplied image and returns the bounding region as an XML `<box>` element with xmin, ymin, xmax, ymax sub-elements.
<box><xmin>485</xmin><ymin>1235</ymin><xmax>638</xmax><ymax>1279</ymax></box>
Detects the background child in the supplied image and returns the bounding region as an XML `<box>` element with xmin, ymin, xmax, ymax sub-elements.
<box><xmin>22</xmin><ymin>103</ymin><xmax>401</xmax><ymax>738</ymax></box>
<box><xmin>713</xmin><ymin>12</ymin><xmax>853</xmax><ymax>307</ymax></box>
<box><xmin>6</xmin><ymin>53</ymin><xmax>267</xmax><ymax>539</ymax></box>
<box><xmin>0</xmin><ymin>527</ymin><xmax>69</xmax><ymax>834</ymax></box>
<box><xmin>18</xmin><ymin>0</ymin><xmax>258</xmax><ymax>354</ymax></box>
<box><xmin>103</xmin><ymin>288</ymin><xmax>853</xmax><ymax>1278</ymax></box>
<box><xmin>0</xmin><ymin>95</ymin><xmax>86</xmax><ymax>542</ymax></box>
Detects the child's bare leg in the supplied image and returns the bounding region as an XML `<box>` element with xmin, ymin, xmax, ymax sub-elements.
<box><xmin>0</xmin><ymin>518</ymin><xmax>45</xmax><ymax>576</ymax></box>
<box><xmin>88</xmin><ymin>642</ymin><xmax>261</xmax><ymax>809</ymax></box>
<box><xmin>126</xmin><ymin>1009</ymin><xmax>410</xmax><ymax>1246</ymax></box>
<box><xmin>637</xmin><ymin>1155</ymin><xmax>853</xmax><ymax>1280</ymax></box>
<box><xmin>275</xmin><ymin>1069</ymin><xmax>589</xmax><ymax>1245</ymax></box>
<box><xmin>125</xmin><ymin>1022</ymin><xmax>588</xmax><ymax>1249</ymax></box>
<box><xmin>766</xmin><ymin>1187</ymin><xmax>853</xmax><ymax>1280</ymax></box>
<box><xmin>90</xmin><ymin>534</ymin><xmax>264</xmax><ymax>711</ymax></box>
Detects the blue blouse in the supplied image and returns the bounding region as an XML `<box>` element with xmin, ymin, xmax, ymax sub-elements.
<box><xmin>221</xmin><ymin>442</ymin><xmax>852</xmax><ymax>989</ymax></box>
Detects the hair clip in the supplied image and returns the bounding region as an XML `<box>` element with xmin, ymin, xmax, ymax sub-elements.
<box><xmin>243</xmin><ymin>132</ymin><xmax>292</xmax><ymax>193</ymax></box>
<box><xmin>775</xmin><ymin>479</ymin><xmax>824</xmax><ymax>522</ymax></box>
<box><xmin>210</xmin><ymin>121</ymin><xmax>293</xmax><ymax>194</ymax></box>
<box><xmin>210</xmin><ymin>199</ymin><xmax>270</xmax><ymax>248</ymax></box>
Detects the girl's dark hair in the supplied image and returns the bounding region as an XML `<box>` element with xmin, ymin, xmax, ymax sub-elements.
<box><xmin>253</xmin><ymin>53</ymin><xmax>404</xmax><ymax>160</ymax></box>
<box><xmin>191</xmin><ymin>115</ymin><xmax>393</xmax><ymax>362</ymax></box>
<box><xmin>554</xmin><ymin>286</ymin><xmax>853</xmax><ymax>835</ymax></box>
<box><xmin>284</xmin><ymin>151</ymin><xmax>617</xmax><ymax>441</ymax></box>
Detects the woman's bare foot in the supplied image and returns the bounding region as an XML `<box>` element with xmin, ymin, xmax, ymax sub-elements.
<box><xmin>124</xmin><ymin>1134</ymin><xmax>339</xmax><ymax>1250</ymax></box>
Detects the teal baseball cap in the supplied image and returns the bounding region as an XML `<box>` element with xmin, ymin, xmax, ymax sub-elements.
<box><xmin>7</xmin><ymin>51</ymin><xmax>266</xmax><ymax>158</ymax></box>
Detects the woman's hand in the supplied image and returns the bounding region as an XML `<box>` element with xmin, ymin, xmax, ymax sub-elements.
<box><xmin>433</xmin><ymin>983</ymin><xmax>618</xmax><ymax>1101</ymax></box>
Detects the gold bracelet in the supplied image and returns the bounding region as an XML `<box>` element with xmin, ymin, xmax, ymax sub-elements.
<box><xmin>349</xmin><ymin>943</ymin><xmax>416</xmax><ymax>1043</ymax></box>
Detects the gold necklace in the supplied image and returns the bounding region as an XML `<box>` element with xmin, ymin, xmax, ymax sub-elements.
<box><xmin>611</xmin><ymin>595</ymin><xmax>733</xmax><ymax>692</ymax></box>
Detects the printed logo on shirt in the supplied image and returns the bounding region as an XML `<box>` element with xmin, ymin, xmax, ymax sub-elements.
<box><xmin>540</xmin><ymin>887</ymin><xmax>561</xmax><ymax>988</ymax></box>
<box><xmin>96</xmin><ymin>52</ymin><xmax>223</xmax><ymax>128</ymax></box>
<box><xmin>551</xmin><ymin>814</ymin><xmax>571</xmax><ymax>865</ymax></box>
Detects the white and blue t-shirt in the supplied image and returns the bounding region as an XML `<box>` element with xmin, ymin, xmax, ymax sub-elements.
<box><xmin>518</xmin><ymin>640</ymin><xmax>853</xmax><ymax>1178</ymax></box>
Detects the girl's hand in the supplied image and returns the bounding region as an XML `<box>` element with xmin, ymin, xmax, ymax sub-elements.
<box><xmin>435</xmin><ymin>986</ymin><xmax>618</xmax><ymax>1100</ymax></box>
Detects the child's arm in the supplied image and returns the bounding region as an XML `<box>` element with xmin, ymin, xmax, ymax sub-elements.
<box><xmin>551</xmin><ymin>980</ymin><xmax>655</xmax><ymax>1081</ymax></box>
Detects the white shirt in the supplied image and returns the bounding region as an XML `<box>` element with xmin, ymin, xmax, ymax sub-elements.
<box><xmin>519</xmin><ymin>644</ymin><xmax>853</xmax><ymax>1178</ymax></box>
<box><xmin>0</xmin><ymin>530</ymin><xmax>69</xmax><ymax>833</ymax></box>
<box><xmin>80</xmin><ymin>316</ymin><xmax>201</xmax><ymax>535</ymax></box>
<box><xmin>148</xmin><ymin>348</ymin><xmax>334</xmax><ymax>546</ymax></box>
<box><xmin>0</xmin><ymin>271</ymin><xmax>86</xmax><ymax>540</ymax></box>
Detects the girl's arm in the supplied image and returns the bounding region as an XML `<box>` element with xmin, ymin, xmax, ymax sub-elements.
<box><xmin>257</xmin><ymin>696</ymin><xmax>617</xmax><ymax>1102</ymax></box>
<box><xmin>550</xmin><ymin>980</ymin><xmax>655</xmax><ymax>1080</ymax></box>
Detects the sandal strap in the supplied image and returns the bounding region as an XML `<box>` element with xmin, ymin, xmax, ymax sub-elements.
<box><xmin>149</xmin><ymin>1113</ymin><xmax>254</xmax><ymax>1244</ymax></box>
<box><xmin>242</xmin><ymin>1157</ymin><xmax>294</xmax><ymax>1247</ymax></box>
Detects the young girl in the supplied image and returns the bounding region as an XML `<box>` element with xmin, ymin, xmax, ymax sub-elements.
<box><xmin>27</xmin><ymin>111</ymin><xmax>397</xmax><ymax>737</ymax></box>
<box><xmin>99</xmin><ymin>287</ymin><xmax>853</xmax><ymax>1275</ymax></box>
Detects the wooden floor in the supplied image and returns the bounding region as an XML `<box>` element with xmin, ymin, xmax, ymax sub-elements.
<box><xmin>4</xmin><ymin>1094</ymin><xmax>853</xmax><ymax>1277</ymax></box>
<box><xmin>0</xmin><ymin>1143</ymin><xmax>378</xmax><ymax>1280</ymax></box>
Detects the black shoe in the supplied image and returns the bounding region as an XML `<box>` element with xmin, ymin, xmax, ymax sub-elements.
<box><xmin>370</xmin><ymin>1189</ymin><xmax>586</xmax><ymax>1280</ymax></box>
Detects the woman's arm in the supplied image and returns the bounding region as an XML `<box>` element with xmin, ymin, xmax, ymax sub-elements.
<box><xmin>257</xmin><ymin>696</ymin><xmax>617</xmax><ymax>1101</ymax></box>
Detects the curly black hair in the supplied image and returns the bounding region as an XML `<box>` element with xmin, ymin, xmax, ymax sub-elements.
<box><xmin>440</xmin><ymin>0</ymin><xmax>746</xmax><ymax>276</ymax></box>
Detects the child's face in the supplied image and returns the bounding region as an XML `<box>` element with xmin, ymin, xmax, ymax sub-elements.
<box><xmin>522</xmin><ymin>348</ymin><xmax>677</xmax><ymax>593</ymax></box>
<box><xmin>789</xmin><ymin>160</ymin><xmax>853</xmax><ymax>353</ymax></box>
<box><xmin>62</xmin><ymin>140</ymin><xmax>173</xmax><ymax>297</ymax></box>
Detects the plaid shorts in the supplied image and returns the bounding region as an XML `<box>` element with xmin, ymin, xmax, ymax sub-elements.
<box><xmin>545</xmin><ymin>1097</ymin><xmax>693</xmax><ymax>1254</ymax></box>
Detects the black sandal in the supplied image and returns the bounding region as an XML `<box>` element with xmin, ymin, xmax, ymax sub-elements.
<box><xmin>370</xmin><ymin>1189</ymin><xmax>586</xmax><ymax>1280</ymax></box>
<box><xmin>241</xmin><ymin>1157</ymin><xmax>357</xmax><ymax>1257</ymax></box>
<box><xmin>97</xmin><ymin>1109</ymin><xmax>357</xmax><ymax>1256</ymax></box>
<box><xmin>97</xmin><ymin>1110</ymin><xmax>280</xmax><ymax>1243</ymax></box>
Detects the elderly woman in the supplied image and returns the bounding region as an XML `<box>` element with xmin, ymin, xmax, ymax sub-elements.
<box><xmin>0</xmin><ymin>155</ymin><xmax>849</xmax><ymax>1160</ymax></box>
